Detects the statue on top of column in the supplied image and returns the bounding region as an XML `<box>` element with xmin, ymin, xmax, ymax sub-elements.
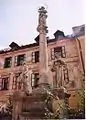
<box><xmin>37</xmin><ymin>6</ymin><xmax>48</xmax><ymax>34</ymax></box>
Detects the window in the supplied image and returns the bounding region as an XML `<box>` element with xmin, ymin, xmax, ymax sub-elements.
<box><xmin>12</xmin><ymin>73</ymin><xmax>21</xmax><ymax>90</ymax></box>
<box><xmin>4</xmin><ymin>57</ymin><xmax>12</xmax><ymax>68</ymax></box>
<box><xmin>17</xmin><ymin>54</ymin><xmax>25</xmax><ymax>66</ymax></box>
<box><xmin>31</xmin><ymin>73</ymin><xmax>39</xmax><ymax>88</ymax></box>
<box><xmin>51</xmin><ymin>46</ymin><xmax>66</xmax><ymax>60</ymax></box>
<box><xmin>1</xmin><ymin>77</ymin><xmax>9</xmax><ymax>90</ymax></box>
<box><xmin>32</xmin><ymin>51</ymin><xmax>39</xmax><ymax>63</ymax></box>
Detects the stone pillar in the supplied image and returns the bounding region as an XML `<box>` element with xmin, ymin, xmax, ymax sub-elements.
<box><xmin>37</xmin><ymin>7</ymin><xmax>49</xmax><ymax>85</ymax></box>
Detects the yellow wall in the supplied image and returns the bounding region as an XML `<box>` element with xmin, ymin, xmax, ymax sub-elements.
<box><xmin>68</xmin><ymin>89</ymin><xmax>84</xmax><ymax>109</ymax></box>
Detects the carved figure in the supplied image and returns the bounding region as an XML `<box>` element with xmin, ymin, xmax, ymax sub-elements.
<box><xmin>18</xmin><ymin>62</ymin><xmax>32</xmax><ymax>94</ymax></box>
<box><xmin>37</xmin><ymin>6</ymin><xmax>48</xmax><ymax>33</ymax></box>
<box><xmin>52</xmin><ymin>59</ymin><xmax>69</xmax><ymax>88</ymax></box>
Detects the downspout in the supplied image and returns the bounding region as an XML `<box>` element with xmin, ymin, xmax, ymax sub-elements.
<box><xmin>75</xmin><ymin>37</ymin><xmax>85</xmax><ymax>74</ymax></box>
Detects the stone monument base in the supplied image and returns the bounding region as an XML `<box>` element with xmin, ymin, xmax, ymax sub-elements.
<box><xmin>12</xmin><ymin>86</ymin><xmax>70</xmax><ymax>120</ymax></box>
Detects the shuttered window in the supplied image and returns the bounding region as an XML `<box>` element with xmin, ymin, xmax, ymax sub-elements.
<box><xmin>1</xmin><ymin>77</ymin><xmax>9</xmax><ymax>90</ymax></box>
<box><xmin>14</xmin><ymin>54</ymin><xmax>26</xmax><ymax>66</ymax></box>
<box><xmin>31</xmin><ymin>73</ymin><xmax>39</xmax><ymax>88</ymax></box>
<box><xmin>12</xmin><ymin>73</ymin><xmax>21</xmax><ymax>90</ymax></box>
<box><xmin>4</xmin><ymin>57</ymin><xmax>12</xmax><ymax>68</ymax></box>
<box><xmin>32</xmin><ymin>51</ymin><xmax>39</xmax><ymax>63</ymax></box>
<box><xmin>51</xmin><ymin>46</ymin><xmax>66</xmax><ymax>60</ymax></box>
<box><xmin>17</xmin><ymin>54</ymin><xmax>25</xmax><ymax>66</ymax></box>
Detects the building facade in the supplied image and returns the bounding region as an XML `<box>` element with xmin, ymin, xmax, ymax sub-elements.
<box><xmin>0</xmin><ymin>24</ymin><xmax>85</xmax><ymax>110</ymax></box>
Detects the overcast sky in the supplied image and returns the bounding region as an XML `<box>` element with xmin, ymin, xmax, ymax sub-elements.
<box><xmin>0</xmin><ymin>0</ymin><xmax>84</xmax><ymax>49</ymax></box>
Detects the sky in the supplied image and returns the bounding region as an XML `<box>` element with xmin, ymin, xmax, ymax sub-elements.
<box><xmin>0</xmin><ymin>0</ymin><xmax>84</xmax><ymax>49</ymax></box>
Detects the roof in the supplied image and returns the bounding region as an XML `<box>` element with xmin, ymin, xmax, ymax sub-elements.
<box><xmin>54</xmin><ymin>30</ymin><xmax>65</xmax><ymax>37</ymax></box>
<box><xmin>0</xmin><ymin>24</ymin><xmax>84</xmax><ymax>55</ymax></box>
<box><xmin>34</xmin><ymin>35</ymin><xmax>39</xmax><ymax>43</ymax></box>
<box><xmin>0</xmin><ymin>39</ymin><xmax>56</xmax><ymax>54</ymax></box>
<box><xmin>0</xmin><ymin>35</ymin><xmax>80</xmax><ymax>55</ymax></box>
<box><xmin>9</xmin><ymin>42</ymin><xmax>20</xmax><ymax>49</ymax></box>
<box><xmin>72</xmin><ymin>24</ymin><xmax>85</xmax><ymax>36</ymax></box>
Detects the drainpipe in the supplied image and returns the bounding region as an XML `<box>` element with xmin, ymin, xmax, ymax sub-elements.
<box><xmin>75</xmin><ymin>37</ymin><xmax>85</xmax><ymax>74</ymax></box>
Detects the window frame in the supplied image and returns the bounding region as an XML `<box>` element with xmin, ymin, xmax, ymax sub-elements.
<box><xmin>14</xmin><ymin>54</ymin><xmax>25</xmax><ymax>66</ymax></box>
<box><xmin>12</xmin><ymin>73</ymin><xmax>21</xmax><ymax>90</ymax></box>
<box><xmin>32</xmin><ymin>51</ymin><xmax>39</xmax><ymax>63</ymax></box>
<box><xmin>31</xmin><ymin>73</ymin><xmax>39</xmax><ymax>88</ymax></box>
<box><xmin>51</xmin><ymin>46</ymin><xmax>66</xmax><ymax>60</ymax></box>
<box><xmin>1</xmin><ymin>77</ymin><xmax>9</xmax><ymax>90</ymax></box>
<box><xmin>4</xmin><ymin>57</ymin><xmax>12</xmax><ymax>68</ymax></box>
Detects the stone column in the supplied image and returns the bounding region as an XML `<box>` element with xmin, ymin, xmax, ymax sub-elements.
<box><xmin>37</xmin><ymin>7</ymin><xmax>49</xmax><ymax>85</ymax></box>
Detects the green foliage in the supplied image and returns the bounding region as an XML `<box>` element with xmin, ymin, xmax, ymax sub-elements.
<box><xmin>43</xmin><ymin>88</ymin><xmax>65</xmax><ymax>119</ymax></box>
<box><xmin>43</xmin><ymin>88</ymin><xmax>85</xmax><ymax>119</ymax></box>
<box><xmin>77</xmin><ymin>89</ymin><xmax>85</xmax><ymax>111</ymax></box>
